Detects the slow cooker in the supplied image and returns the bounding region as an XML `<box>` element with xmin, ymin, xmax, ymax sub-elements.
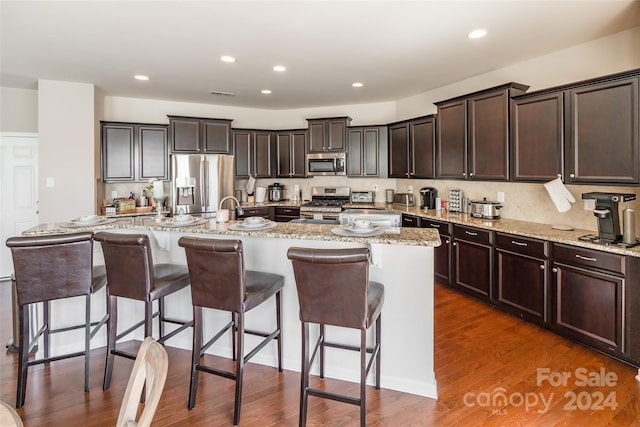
<box><xmin>470</xmin><ymin>198</ymin><xmax>502</xmax><ymax>219</ymax></box>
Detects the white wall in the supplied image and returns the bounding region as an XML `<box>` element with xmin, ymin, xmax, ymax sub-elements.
<box><xmin>0</xmin><ymin>87</ymin><xmax>38</xmax><ymax>132</ymax></box>
<box><xmin>38</xmin><ymin>80</ymin><xmax>97</xmax><ymax>223</ymax></box>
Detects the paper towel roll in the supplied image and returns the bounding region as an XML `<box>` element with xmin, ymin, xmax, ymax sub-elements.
<box><xmin>255</xmin><ymin>187</ymin><xmax>266</xmax><ymax>203</ymax></box>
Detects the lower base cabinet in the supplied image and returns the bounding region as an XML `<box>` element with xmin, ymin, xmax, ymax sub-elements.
<box><xmin>421</xmin><ymin>218</ymin><xmax>452</xmax><ymax>285</ymax></box>
<box><xmin>273</xmin><ymin>206</ymin><xmax>300</xmax><ymax>222</ymax></box>
<box><xmin>453</xmin><ymin>225</ymin><xmax>493</xmax><ymax>300</ymax></box>
<box><xmin>237</xmin><ymin>206</ymin><xmax>270</xmax><ymax>219</ymax></box>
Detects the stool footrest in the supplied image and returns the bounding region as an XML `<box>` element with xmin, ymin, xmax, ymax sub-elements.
<box><xmin>27</xmin><ymin>350</ymin><xmax>85</xmax><ymax>367</ymax></box>
<box><xmin>244</xmin><ymin>329</ymin><xmax>280</xmax><ymax>363</ymax></box>
<box><xmin>200</xmin><ymin>321</ymin><xmax>233</xmax><ymax>356</ymax></box>
<box><xmin>112</xmin><ymin>349</ymin><xmax>137</xmax><ymax>361</ymax></box>
<box><xmin>157</xmin><ymin>319</ymin><xmax>193</xmax><ymax>344</ymax></box>
<box><xmin>324</xmin><ymin>340</ymin><xmax>375</xmax><ymax>354</ymax></box>
<box><xmin>307</xmin><ymin>388</ymin><xmax>361</xmax><ymax>406</ymax></box>
<box><xmin>197</xmin><ymin>364</ymin><xmax>237</xmax><ymax>381</ymax></box>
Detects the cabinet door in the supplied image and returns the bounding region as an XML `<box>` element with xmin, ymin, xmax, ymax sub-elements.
<box><xmin>401</xmin><ymin>214</ymin><xmax>419</xmax><ymax>227</ymax></box>
<box><xmin>566</xmin><ymin>77</ymin><xmax>639</xmax><ymax>184</ymax></box>
<box><xmin>454</xmin><ymin>239</ymin><xmax>492</xmax><ymax>300</ymax></box>
<box><xmin>254</xmin><ymin>131</ymin><xmax>273</xmax><ymax>178</ymax></box>
<box><xmin>363</xmin><ymin>128</ymin><xmax>380</xmax><ymax>176</ymax></box>
<box><xmin>436</xmin><ymin>100</ymin><xmax>467</xmax><ymax>179</ymax></box>
<box><xmin>553</xmin><ymin>263</ymin><xmax>624</xmax><ymax>354</ymax></box>
<box><xmin>468</xmin><ymin>89</ymin><xmax>509</xmax><ymax>180</ymax></box>
<box><xmin>308</xmin><ymin>121</ymin><xmax>326</xmax><ymax>152</ymax></box>
<box><xmin>511</xmin><ymin>92</ymin><xmax>564</xmax><ymax>181</ymax></box>
<box><xmin>138</xmin><ymin>125</ymin><xmax>169</xmax><ymax>181</ymax></box>
<box><xmin>327</xmin><ymin>119</ymin><xmax>347</xmax><ymax>151</ymax></box>
<box><xmin>291</xmin><ymin>131</ymin><xmax>307</xmax><ymax>177</ymax></box>
<box><xmin>410</xmin><ymin>117</ymin><xmax>435</xmax><ymax>179</ymax></box>
<box><xmin>422</xmin><ymin>220</ymin><xmax>452</xmax><ymax>285</ymax></box>
<box><xmin>347</xmin><ymin>129</ymin><xmax>364</xmax><ymax>176</ymax></box>
<box><xmin>389</xmin><ymin>124</ymin><xmax>409</xmax><ymax>178</ymax></box>
<box><xmin>170</xmin><ymin>117</ymin><xmax>200</xmax><ymax>153</ymax></box>
<box><xmin>496</xmin><ymin>250</ymin><xmax>546</xmax><ymax>323</ymax></box>
<box><xmin>234</xmin><ymin>131</ymin><xmax>252</xmax><ymax>178</ymax></box>
<box><xmin>276</xmin><ymin>133</ymin><xmax>293</xmax><ymax>177</ymax></box>
<box><xmin>102</xmin><ymin>124</ymin><xmax>135</xmax><ymax>181</ymax></box>
<box><xmin>202</xmin><ymin>120</ymin><xmax>232</xmax><ymax>154</ymax></box>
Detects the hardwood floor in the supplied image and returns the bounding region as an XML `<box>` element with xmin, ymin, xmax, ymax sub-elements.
<box><xmin>1</xmin><ymin>279</ymin><xmax>639</xmax><ymax>426</ymax></box>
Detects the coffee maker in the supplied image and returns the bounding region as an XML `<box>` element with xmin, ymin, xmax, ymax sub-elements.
<box><xmin>580</xmin><ymin>192</ymin><xmax>636</xmax><ymax>244</ymax></box>
<box><xmin>419</xmin><ymin>187</ymin><xmax>438</xmax><ymax>210</ymax></box>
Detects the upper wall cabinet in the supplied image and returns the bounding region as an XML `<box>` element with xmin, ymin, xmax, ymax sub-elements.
<box><xmin>101</xmin><ymin>122</ymin><xmax>169</xmax><ymax>182</ymax></box>
<box><xmin>233</xmin><ymin>129</ymin><xmax>275</xmax><ymax>178</ymax></box>
<box><xmin>276</xmin><ymin>130</ymin><xmax>307</xmax><ymax>178</ymax></box>
<box><xmin>388</xmin><ymin>116</ymin><xmax>435</xmax><ymax>179</ymax></box>
<box><xmin>436</xmin><ymin>83</ymin><xmax>529</xmax><ymax>181</ymax></box>
<box><xmin>168</xmin><ymin>116</ymin><xmax>232</xmax><ymax>154</ymax></box>
<box><xmin>511</xmin><ymin>91</ymin><xmax>564</xmax><ymax>182</ymax></box>
<box><xmin>307</xmin><ymin>117</ymin><xmax>351</xmax><ymax>152</ymax></box>
<box><xmin>347</xmin><ymin>126</ymin><xmax>388</xmax><ymax>178</ymax></box>
<box><xmin>565</xmin><ymin>74</ymin><xmax>639</xmax><ymax>185</ymax></box>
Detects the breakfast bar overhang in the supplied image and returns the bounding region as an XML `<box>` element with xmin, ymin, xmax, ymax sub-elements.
<box><xmin>21</xmin><ymin>218</ymin><xmax>441</xmax><ymax>399</ymax></box>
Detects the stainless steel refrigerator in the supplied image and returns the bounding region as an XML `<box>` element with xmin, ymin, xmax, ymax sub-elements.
<box><xmin>171</xmin><ymin>154</ymin><xmax>235</xmax><ymax>216</ymax></box>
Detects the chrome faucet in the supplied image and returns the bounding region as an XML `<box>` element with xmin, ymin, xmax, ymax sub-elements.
<box><xmin>219</xmin><ymin>196</ymin><xmax>243</xmax><ymax>217</ymax></box>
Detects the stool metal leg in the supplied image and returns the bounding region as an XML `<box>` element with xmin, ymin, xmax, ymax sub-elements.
<box><xmin>43</xmin><ymin>300</ymin><xmax>50</xmax><ymax>364</ymax></box>
<box><xmin>159</xmin><ymin>297</ymin><xmax>165</xmax><ymax>340</ymax></box>
<box><xmin>188</xmin><ymin>306</ymin><xmax>203</xmax><ymax>410</ymax></box>
<box><xmin>84</xmin><ymin>295</ymin><xmax>91</xmax><ymax>392</ymax></box>
<box><xmin>360</xmin><ymin>330</ymin><xmax>367</xmax><ymax>427</ymax></box>
<box><xmin>319</xmin><ymin>324</ymin><xmax>325</xmax><ymax>379</ymax></box>
<box><xmin>300</xmin><ymin>321</ymin><xmax>310</xmax><ymax>427</ymax></box>
<box><xmin>375</xmin><ymin>314</ymin><xmax>381</xmax><ymax>389</ymax></box>
<box><xmin>16</xmin><ymin>304</ymin><xmax>29</xmax><ymax>408</ymax></box>
<box><xmin>233</xmin><ymin>312</ymin><xmax>245</xmax><ymax>426</ymax></box>
<box><xmin>276</xmin><ymin>290</ymin><xmax>283</xmax><ymax>372</ymax></box>
<box><xmin>103</xmin><ymin>294</ymin><xmax>117</xmax><ymax>391</ymax></box>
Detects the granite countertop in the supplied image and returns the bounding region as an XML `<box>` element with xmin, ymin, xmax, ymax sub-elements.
<box><xmin>23</xmin><ymin>216</ymin><xmax>440</xmax><ymax>247</ymax></box>
<box><xmin>346</xmin><ymin>202</ymin><xmax>640</xmax><ymax>258</ymax></box>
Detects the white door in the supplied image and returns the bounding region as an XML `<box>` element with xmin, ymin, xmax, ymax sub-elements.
<box><xmin>0</xmin><ymin>133</ymin><xmax>39</xmax><ymax>279</ymax></box>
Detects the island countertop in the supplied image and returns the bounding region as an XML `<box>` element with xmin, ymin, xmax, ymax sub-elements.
<box><xmin>22</xmin><ymin>217</ymin><xmax>441</xmax><ymax>247</ymax></box>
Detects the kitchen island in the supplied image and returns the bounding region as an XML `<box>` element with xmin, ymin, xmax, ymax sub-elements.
<box><xmin>21</xmin><ymin>218</ymin><xmax>441</xmax><ymax>399</ymax></box>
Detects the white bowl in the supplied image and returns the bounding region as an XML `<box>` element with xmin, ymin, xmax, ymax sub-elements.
<box><xmin>353</xmin><ymin>219</ymin><xmax>372</xmax><ymax>229</ymax></box>
<box><xmin>78</xmin><ymin>215</ymin><xmax>98</xmax><ymax>222</ymax></box>
<box><xmin>173</xmin><ymin>215</ymin><xmax>193</xmax><ymax>222</ymax></box>
<box><xmin>244</xmin><ymin>216</ymin><xmax>266</xmax><ymax>225</ymax></box>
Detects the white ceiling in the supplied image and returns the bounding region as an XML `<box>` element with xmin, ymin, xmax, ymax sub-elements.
<box><xmin>1</xmin><ymin>1</ymin><xmax>638</xmax><ymax>110</ymax></box>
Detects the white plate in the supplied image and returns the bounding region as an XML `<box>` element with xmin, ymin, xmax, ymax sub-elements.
<box><xmin>342</xmin><ymin>224</ymin><xmax>379</xmax><ymax>234</ymax></box>
<box><xmin>331</xmin><ymin>226</ymin><xmax>385</xmax><ymax>237</ymax></box>
<box><xmin>240</xmin><ymin>221</ymin><xmax>270</xmax><ymax>229</ymax></box>
<box><xmin>228</xmin><ymin>221</ymin><xmax>277</xmax><ymax>231</ymax></box>
<box><xmin>162</xmin><ymin>218</ymin><xmax>205</xmax><ymax>227</ymax></box>
<box><xmin>62</xmin><ymin>218</ymin><xmax>115</xmax><ymax>228</ymax></box>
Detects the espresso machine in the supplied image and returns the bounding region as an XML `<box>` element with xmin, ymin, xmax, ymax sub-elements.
<box><xmin>580</xmin><ymin>192</ymin><xmax>637</xmax><ymax>246</ymax></box>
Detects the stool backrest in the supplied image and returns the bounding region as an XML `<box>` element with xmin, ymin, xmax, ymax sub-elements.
<box><xmin>178</xmin><ymin>237</ymin><xmax>245</xmax><ymax>312</ymax></box>
<box><xmin>287</xmin><ymin>247</ymin><xmax>370</xmax><ymax>329</ymax></box>
<box><xmin>6</xmin><ymin>232</ymin><xmax>94</xmax><ymax>306</ymax></box>
<box><xmin>94</xmin><ymin>232</ymin><xmax>154</xmax><ymax>300</ymax></box>
<box><xmin>116</xmin><ymin>337</ymin><xmax>168</xmax><ymax>427</ymax></box>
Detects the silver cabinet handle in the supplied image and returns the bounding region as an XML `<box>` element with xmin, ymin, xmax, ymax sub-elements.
<box><xmin>570</xmin><ymin>173</ymin><xmax>575</xmax><ymax>178</ymax></box>
<box><xmin>430</xmin><ymin>224</ymin><xmax>441</xmax><ymax>228</ymax></box>
<box><xmin>465</xmin><ymin>231</ymin><xmax>478</xmax><ymax>236</ymax></box>
<box><xmin>539</xmin><ymin>264</ymin><xmax>545</xmax><ymax>270</ymax></box>
<box><xmin>552</xmin><ymin>267</ymin><xmax>558</xmax><ymax>273</ymax></box>
<box><xmin>511</xmin><ymin>240</ymin><xmax>528</xmax><ymax>246</ymax></box>
<box><xmin>462</xmin><ymin>172</ymin><xmax>466</xmax><ymax>177</ymax></box>
<box><xmin>575</xmin><ymin>254</ymin><xmax>596</xmax><ymax>262</ymax></box>
<box><xmin>557</xmin><ymin>174</ymin><xmax>562</xmax><ymax>178</ymax></box>
<box><xmin>453</xmin><ymin>242</ymin><xmax>458</xmax><ymax>246</ymax></box>
<box><xmin>470</xmin><ymin>172</ymin><xmax>474</xmax><ymax>177</ymax></box>
<box><xmin>445</xmin><ymin>240</ymin><xmax>451</xmax><ymax>244</ymax></box>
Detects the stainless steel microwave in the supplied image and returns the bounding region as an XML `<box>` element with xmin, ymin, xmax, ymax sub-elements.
<box><xmin>307</xmin><ymin>152</ymin><xmax>346</xmax><ymax>176</ymax></box>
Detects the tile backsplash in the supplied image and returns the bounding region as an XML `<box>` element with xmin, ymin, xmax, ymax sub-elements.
<box><xmin>105</xmin><ymin>178</ymin><xmax>640</xmax><ymax>232</ymax></box>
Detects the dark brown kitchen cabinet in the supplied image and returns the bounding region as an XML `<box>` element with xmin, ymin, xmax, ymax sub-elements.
<box><xmin>234</xmin><ymin>129</ymin><xmax>275</xmax><ymax>178</ymax></box>
<box><xmin>307</xmin><ymin>117</ymin><xmax>351</xmax><ymax>152</ymax></box>
<box><xmin>236</xmin><ymin>206</ymin><xmax>270</xmax><ymax>220</ymax></box>
<box><xmin>453</xmin><ymin>224</ymin><xmax>494</xmax><ymax>301</ymax></box>
<box><xmin>347</xmin><ymin>126</ymin><xmax>387</xmax><ymax>177</ymax></box>
<box><xmin>495</xmin><ymin>233</ymin><xmax>548</xmax><ymax>324</ymax></box>
<box><xmin>551</xmin><ymin>243</ymin><xmax>625</xmax><ymax>355</ymax></box>
<box><xmin>401</xmin><ymin>214</ymin><xmax>420</xmax><ymax>228</ymax></box>
<box><xmin>388</xmin><ymin>116</ymin><xmax>435</xmax><ymax>179</ymax></box>
<box><xmin>436</xmin><ymin>83</ymin><xmax>528</xmax><ymax>181</ymax></box>
<box><xmin>168</xmin><ymin>116</ymin><xmax>232</xmax><ymax>154</ymax></box>
<box><xmin>273</xmin><ymin>206</ymin><xmax>300</xmax><ymax>222</ymax></box>
<box><xmin>276</xmin><ymin>130</ymin><xmax>307</xmax><ymax>178</ymax></box>
<box><xmin>101</xmin><ymin>122</ymin><xmax>168</xmax><ymax>182</ymax></box>
<box><xmin>565</xmin><ymin>75</ymin><xmax>639</xmax><ymax>184</ymax></box>
<box><xmin>421</xmin><ymin>219</ymin><xmax>452</xmax><ymax>286</ymax></box>
<box><xmin>510</xmin><ymin>91</ymin><xmax>564</xmax><ymax>181</ymax></box>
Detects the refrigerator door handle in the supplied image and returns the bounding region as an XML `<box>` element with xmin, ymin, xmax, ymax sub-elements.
<box><xmin>200</xmin><ymin>156</ymin><xmax>207</xmax><ymax>211</ymax></box>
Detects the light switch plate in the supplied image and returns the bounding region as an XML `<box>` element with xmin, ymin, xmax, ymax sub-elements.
<box><xmin>46</xmin><ymin>177</ymin><xmax>55</xmax><ymax>188</ymax></box>
<box><xmin>111</xmin><ymin>191</ymin><xmax>118</xmax><ymax>199</ymax></box>
<box><xmin>584</xmin><ymin>199</ymin><xmax>596</xmax><ymax>211</ymax></box>
<box><xmin>497</xmin><ymin>192</ymin><xmax>505</xmax><ymax>202</ymax></box>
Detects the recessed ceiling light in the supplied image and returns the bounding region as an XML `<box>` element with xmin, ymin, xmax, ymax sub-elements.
<box><xmin>261</xmin><ymin>89</ymin><xmax>272</xmax><ymax>94</ymax></box>
<box><xmin>467</xmin><ymin>29</ymin><xmax>487</xmax><ymax>39</ymax></box>
<box><xmin>220</xmin><ymin>56</ymin><xmax>236</xmax><ymax>63</ymax></box>
<box><xmin>273</xmin><ymin>65</ymin><xmax>286</xmax><ymax>72</ymax></box>
<box><xmin>352</xmin><ymin>82</ymin><xmax>364</xmax><ymax>88</ymax></box>
<box><xmin>134</xmin><ymin>75</ymin><xmax>149</xmax><ymax>81</ymax></box>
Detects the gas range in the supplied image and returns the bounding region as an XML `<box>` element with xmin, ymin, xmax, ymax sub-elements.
<box><xmin>300</xmin><ymin>187</ymin><xmax>350</xmax><ymax>219</ymax></box>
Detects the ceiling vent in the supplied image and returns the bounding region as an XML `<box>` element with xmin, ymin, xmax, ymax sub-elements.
<box><xmin>209</xmin><ymin>90</ymin><xmax>235</xmax><ymax>97</ymax></box>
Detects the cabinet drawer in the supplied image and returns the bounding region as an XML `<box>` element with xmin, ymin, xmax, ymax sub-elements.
<box><xmin>553</xmin><ymin>243</ymin><xmax>624</xmax><ymax>275</ymax></box>
<box><xmin>421</xmin><ymin>219</ymin><xmax>452</xmax><ymax>236</ymax></box>
<box><xmin>239</xmin><ymin>207</ymin><xmax>270</xmax><ymax>217</ymax></box>
<box><xmin>275</xmin><ymin>207</ymin><xmax>299</xmax><ymax>216</ymax></box>
<box><xmin>496</xmin><ymin>233</ymin><xmax>546</xmax><ymax>259</ymax></box>
<box><xmin>453</xmin><ymin>225</ymin><xmax>492</xmax><ymax>245</ymax></box>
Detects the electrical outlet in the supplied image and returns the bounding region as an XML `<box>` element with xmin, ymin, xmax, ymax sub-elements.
<box><xmin>497</xmin><ymin>192</ymin><xmax>505</xmax><ymax>203</ymax></box>
<box><xmin>407</xmin><ymin>185</ymin><xmax>413</xmax><ymax>193</ymax></box>
<box><xmin>584</xmin><ymin>199</ymin><xmax>596</xmax><ymax>211</ymax></box>
<box><xmin>373</xmin><ymin>184</ymin><xmax>379</xmax><ymax>192</ymax></box>
<box><xmin>111</xmin><ymin>191</ymin><xmax>118</xmax><ymax>199</ymax></box>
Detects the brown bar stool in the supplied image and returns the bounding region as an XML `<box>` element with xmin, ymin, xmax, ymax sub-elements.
<box><xmin>6</xmin><ymin>231</ymin><xmax>107</xmax><ymax>408</ymax></box>
<box><xmin>94</xmin><ymin>232</ymin><xmax>192</xmax><ymax>391</ymax></box>
<box><xmin>178</xmin><ymin>237</ymin><xmax>283</xmax><ymax>426</ymax></box>
<box><xmin>287</xmin><ymin>247</ymin><xmax>384</xmax><ymax>427</ymax></box>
